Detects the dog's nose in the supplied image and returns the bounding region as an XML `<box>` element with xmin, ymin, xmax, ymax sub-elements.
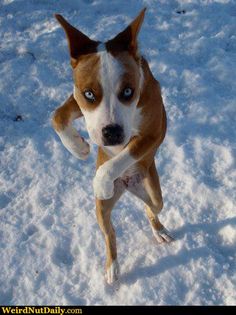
<box><xmin>102</xmin><ymin>124</ymin><xmax>124</xmax><ymax>146</ymax></box>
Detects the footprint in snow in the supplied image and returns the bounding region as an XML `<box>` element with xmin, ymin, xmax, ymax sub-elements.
<box><xmin>21</xmin><ymin>224</ymin><xmax>38</xmax><ymax>242</ymax></box>
<box><xmin>52</xmin><ymin>239</ymin><xmax>74</xmax><ymax>267</ymax></box>
<box><xmin>41</xmin><ymin>215</ymin><xmax>54</xmax><ymax>230</ymax></box>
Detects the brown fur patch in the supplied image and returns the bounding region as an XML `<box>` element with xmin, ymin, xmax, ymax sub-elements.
<box><xmin>106</xmin><ymin>8</ymin><xmax>146</xmax><ymax>60</ymax></box>
<box><xmin>73</xmin><ymin>54</ymin><xmax>103</xmax><ymax>111</ymax></box>
<box><xmin>52</xmin><ymin>94</ymin><xmax>82</xmax><ymax>131</ymax></box>
<box><xmin>115</xmin><ymin>52</ymin><xmax>141</xmax><ymax>105</ymax></box>
<box><xmin>136</xmin><ymin>57</ymin><xmax>166</xmax><ymax>140</ymax></box>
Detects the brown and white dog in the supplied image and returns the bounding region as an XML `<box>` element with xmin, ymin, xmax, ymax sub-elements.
<box><xmin>52</xmin><ymin>9</ymin><xmax>173</xmax><ymax>284</ymax></box>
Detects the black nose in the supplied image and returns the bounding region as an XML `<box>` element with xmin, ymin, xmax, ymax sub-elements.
<box><xmin>102</xmin><ymin>124</ymin><xmax>124</xmax><ymax>146</ymax></box>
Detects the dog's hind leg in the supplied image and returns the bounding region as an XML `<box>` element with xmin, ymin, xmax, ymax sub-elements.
<box><xmin>143</xmin><ymin>161</ymin><xmax>173</xmax><ymax>243</ymax></box>
<box><xmin>127</xmin><ymin>161</ymin><xmax>173</xmax><ymax>244</ymax></box>
<box><xmin>96</xmin><ymin>179</ymin><xmax>125</xmax><ymax>284</ymax></box>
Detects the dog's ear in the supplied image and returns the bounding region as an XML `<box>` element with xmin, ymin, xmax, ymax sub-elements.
<box><xmin>106</xmin><ymin>8</ymin><xmax>146</xmax><ymax>57</ymax></box>
<box><xmin>55</xmin><ymin>14</ymin><xmax>98</xmax><ymax>67</ymax></box>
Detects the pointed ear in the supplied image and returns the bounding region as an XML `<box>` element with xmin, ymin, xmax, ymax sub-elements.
<box><xmin>106</xmin><ymin>8</ymin><xmax>146</xmax><ymax>57</ymax></box>
<box><xmin>55</xmin><ymin>14</ymin><xmax>98</xmax><ymax>67</ymax></box>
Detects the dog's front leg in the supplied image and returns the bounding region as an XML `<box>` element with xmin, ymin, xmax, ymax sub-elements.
<box><xmin>52</xmin><ymin>94</ymin><xmax>90</xmax><ymax>160</ymax></box>
<box><xmin>93</xmin><ymin>135</ymin><xmax>157</xmax><ymax>200</ymax></box>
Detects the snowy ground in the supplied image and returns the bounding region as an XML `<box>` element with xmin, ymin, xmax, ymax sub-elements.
<box><xmin>0</xmin><ymin>0</ymin><xmax>236</xmax><ymax>306</ymax></box>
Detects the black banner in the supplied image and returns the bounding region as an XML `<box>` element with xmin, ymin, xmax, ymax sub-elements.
<box><xmin>0</xmin><ymin>306</ymin><xmax>235</xmax><ymax>315</ymax></box>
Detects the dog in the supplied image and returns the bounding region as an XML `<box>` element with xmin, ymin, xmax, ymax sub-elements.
<box><xmin>52</xmin><ymin>8</ymin><xmax>173</xmax><ymax>285</ymax></box>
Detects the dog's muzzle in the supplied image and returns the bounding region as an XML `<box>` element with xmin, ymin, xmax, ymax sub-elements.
<box><xmin>102</xmin><ymin>124</ymin><xmax>124</xmax><ymax>146</ymax></box>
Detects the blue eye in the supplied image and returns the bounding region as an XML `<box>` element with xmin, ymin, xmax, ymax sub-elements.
<box><xmin>120</xmin><ymin>87</ymin><xmax>134</xmax><ymax>101</ymax></box>
<box><xmin>123</xmin><ymin>88</ymin><xmax>133</xmax><ymax>97</ymax></box>
<box><xmin>84</xmin><ymin>90</ymin><xmax>95</xmax><ymax>102</ymax></box>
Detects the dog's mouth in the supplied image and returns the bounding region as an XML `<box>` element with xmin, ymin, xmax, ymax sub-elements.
<box><xmin>102</xmin><ymin>137</ymin><xmax>124</xmax><ymax>146</ymax></box>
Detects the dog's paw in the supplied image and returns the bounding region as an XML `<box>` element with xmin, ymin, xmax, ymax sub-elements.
<box><xmin>93</xmin><ymin>165</ymin><xmax>114</xmax><ymax>200</ymax></box>
<box><xmin>152</xmin><ymin>227</ymin><xmax>174</xmax><ymax>244</ymax></box>
<box><xmin>105</xmin><ymin>260</ymin><xmax>120</xmax><ymax>285</ymax></box>
<box><xmin>58</xmin><ymin>127</ymin><xmax>90</xmax><ymax>160</ymax></box>
<box><xmin>68</xmin><ymin>136</ymin><xmax>90</xmax><ymax>160</ymax></box>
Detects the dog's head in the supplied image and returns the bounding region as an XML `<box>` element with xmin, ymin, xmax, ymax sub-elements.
<box><xmin>55</xmin><ymin>9</ymin><xmax>146</xmax><ymax>147</ymax></box>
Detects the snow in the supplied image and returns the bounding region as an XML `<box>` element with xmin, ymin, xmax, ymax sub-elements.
<box><xmin>0</xmin><ymin>0</ymin><xmax>236</xmax><ymax>306</ymax></box>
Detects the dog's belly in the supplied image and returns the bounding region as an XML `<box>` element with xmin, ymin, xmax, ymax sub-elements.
<box><xmin>121</xmin><ymin>171</ymin><xmax>143</xmax><ymax>188</ymax></box>
<box><xmin>116</xmin><ymin>168</ymin><xmax>149</xmax><ymax>203</ymax></box>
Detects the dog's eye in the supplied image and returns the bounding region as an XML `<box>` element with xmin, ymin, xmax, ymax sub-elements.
<box><xmin>84</xmin><ymin>90</ymin><xmax>95</xmax><ymax>102</ymax></box>
<box><xmin>120</xmin><ymin>87</ymin><xmax>134</xmax><ymax>100</ymax></box>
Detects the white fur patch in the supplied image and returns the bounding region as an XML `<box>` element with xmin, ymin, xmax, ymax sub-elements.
<box><xmin>93</xmin><ymin>162</ymin><xmax>114</xmax><ymax>200</ymax></box>
<box><xmin>56</xmin><ymin>125</ymin><xmax>90</xmax><ymax>160</ymax></box>
<box><xmin>105</xmin><ymin>259</ymin><xmax>120</xmax><ymax>284</ymax></box>
<box><xmin>103</xmin><ymin>144</ymin><xmax>125</xmax><ymax>158</ymax></box>
<box><xmin>93</xmin><ymin>147</ymin><xmax>136</xmax><ymax>199</ymax></box>
<box><xmin>151</xmin><ymin>226</ymin><xmax>174</xmax><ymax>244</ymax></box>
<box><xmin>110</xmin><ymin>147</ymin><xmax>136</xmax><ymax>179</ymax></box>
<box><xmin>99</xmin><ymin>49</ymin><xmax>124</xmax><ymax>99</ymax></box>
